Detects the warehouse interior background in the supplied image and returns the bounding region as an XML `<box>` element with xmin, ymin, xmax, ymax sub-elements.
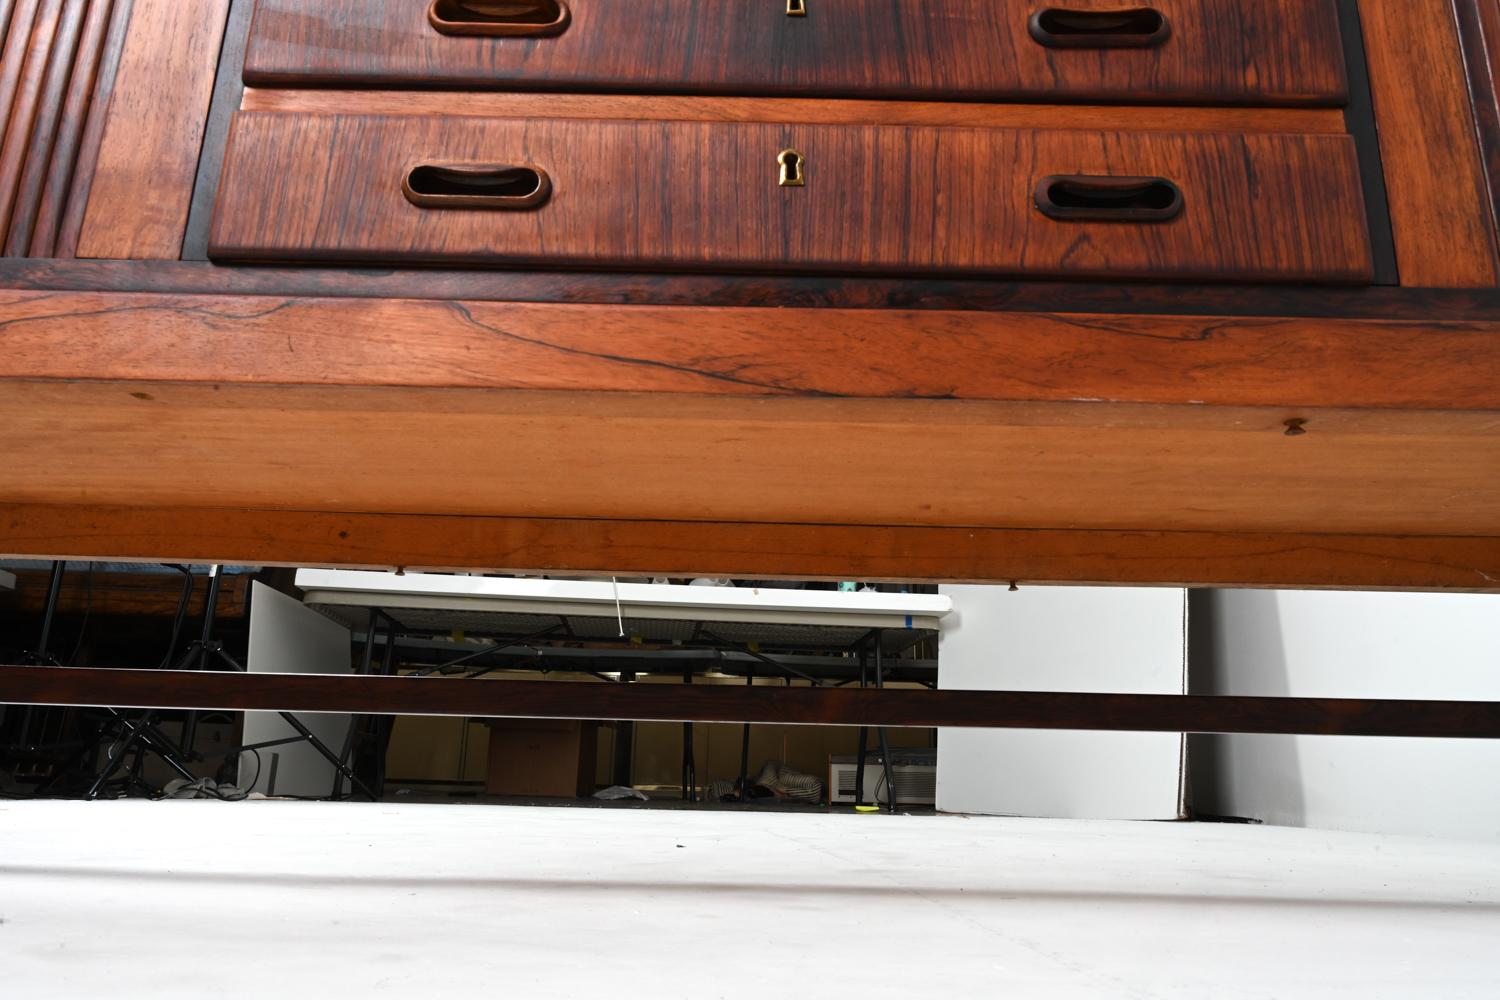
<box><xmin>3</xmin><ymin>562</ymin><xmax>1496</xmax><ymax>840</ymax></box>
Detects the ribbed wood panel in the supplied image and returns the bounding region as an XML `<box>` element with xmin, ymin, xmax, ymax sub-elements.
<box><xmin>0</xmin><ymin>0</ymin><xmax>130</xmax><ymax>258</ymax></box>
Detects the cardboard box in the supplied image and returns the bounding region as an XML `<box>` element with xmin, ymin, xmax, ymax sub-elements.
<box><xmin>484</xmin><ymin>719</ymin><xmax>598</xmax><ymax>797</ymax></box>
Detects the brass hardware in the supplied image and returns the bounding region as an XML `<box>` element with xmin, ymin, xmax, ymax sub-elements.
<box><xmin>787</xmin><ymin>0</ymin><xmax>807</xmax><ymax>16</ymax></box>
<box><xmin>778</xmin><ymin>149</ymin><xmax>805</xmax><ymax>188</ymax></box>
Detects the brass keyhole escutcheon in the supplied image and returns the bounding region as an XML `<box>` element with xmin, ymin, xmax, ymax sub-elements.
<box><xmin>778</xmin><ymin>149</ymin><xmax>805</xmax><ymax>187</ymax></box>
<box><xmin>787</xmin><ymin>0</ymin><xmax>807</xmax><ymax>16</ymax></box>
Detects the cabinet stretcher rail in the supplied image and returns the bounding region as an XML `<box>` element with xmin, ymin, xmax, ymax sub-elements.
<box><xmin>1</xmin><ymin>667</ymin><xmax>1497</xmax><ymax>738</ymax></box>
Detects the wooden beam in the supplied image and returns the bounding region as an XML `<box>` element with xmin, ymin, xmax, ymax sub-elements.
<box><xmin>3</xmin><ymin>666</ymin><xmax>1498</xmax><ymax>738</ymax></box>
<box><xmin>2</xmin><ymin>380</ymin><xmax>1498</xmax><ymax>537</ymax></box>
<box><xmin>4</xmin><ymin>289</ymin><xmax>1500</xmax><ymax>409</ymax></box>
<box><xmin>3</xmin><ymin>504</ymin><xmax>1499</xmax><ymax>592</ymax></box>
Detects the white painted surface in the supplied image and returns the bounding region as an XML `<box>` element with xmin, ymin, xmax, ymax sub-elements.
<box><xmin>295</xmin><ymin>569</ymin><xmax>951</xmax><ymax>629</ymax></box>
<box><xmin>1</xmin><ymin>801</ymin><xmax>1497</xmax><ymax>999</ymax></box>
<box><xmin>1190</xmin><ymin>590</ymin><xmax>1500</xmax><ymax>840</ymax></box>
<box><xmin>243</xmin><ymin>582</ymin><xmax>352</xmax><ymax>797</ymax></box>
<box><xmin>937</xmin><ymin>586</ymin><xmax>1187</xmax><ymax>820</ymax></box>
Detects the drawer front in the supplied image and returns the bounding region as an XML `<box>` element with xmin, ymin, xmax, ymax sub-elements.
<box><xmin>208</xmin><ymin>113</ymin><xmax>1373</xmax><ymax>283</ymax></box>
<box><xmin>244</xmin><ymin>0</ymin><xmax>1348</xmax><ymax>106</ymax></box>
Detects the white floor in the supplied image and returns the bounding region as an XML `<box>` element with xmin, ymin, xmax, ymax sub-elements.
<box><xmin>1</xmin><ymin>802</ymin><xmax>1498</xmax><ymax>999</ymax></box>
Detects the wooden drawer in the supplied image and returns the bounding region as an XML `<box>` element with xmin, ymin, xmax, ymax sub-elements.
<box><xmin>243</xmin><ymin>0</ymin><xmax>1349</xmax><ymax>106</ymax></box>
<box><xmin>207</xmin><ymin>112</ymin><xmax>1373</xmax><ymax>283</ymax></box>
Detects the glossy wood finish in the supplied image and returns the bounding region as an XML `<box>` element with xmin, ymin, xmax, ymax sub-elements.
<box><xmin>238</xmin><ymin>89</ymin><xmax>1352</xmax><ymax>135</ymax></box>
<box><xmin>4</xmin><ymin>666</ymin><xmax>1498</xmax><ymax>738</ymax></box>
<box><xmin>5</xmin><ymin>503</ymin><xmax>1499</xmax><ymax>591</ymax></box>
<box><xmin>209</xmin><ymin>113</ymin><xmax>1373</xmax><ymax>282</ymax></box>
<box><xmin>5</xmin><ymin>289</ymin><xmax>1500</xmax><ymax>411</ymax></box>
<box><xmin>75</xmin><ymin>0</ymin><xmax>228</xmax><ymax>260</ymax></box>
<box><xmin>0</xmin><ymin>0</ymin><xmax>132</xmax><ymax>258</ymax></box>
<box><xmin>7</xmin><ymin>257</ymin><xmax>1500</xmax><ymax>317</ymax></box>
<box><xmin>0</xmin><ymin>0</ymin><xmax>63</xmax><ymax>239</ymax></box>
<box><xmin>2</xmin><ymin>0</ymin><xmax>84</xmax><ymax>255</ymax></box>
<box><xmin>49</xmin><ymin>0</ymin><xmax>129</xmax><ymax>257</ymax></box>
<box><xmin>181</xmin><ymin>0</ymin><xmax>253</xmax><ymax>261</ymax></box>
<box><xmin>23</xmin><ymin>0</ymin><xmax>116</xmax><ymax>256</ymax></box>
<box><xmin>1454</xmin><ymin>0</ymin><xmax>1500</xmax><ymax>251</ymax></box>
<box><xmin>1361</xmin><ymin>0</ymin><xmax>1500</xmax><ymax>287</ymax></box>
<box><xmin>242</xmin><ymin>0</ymin><xmax>1349</xmax><ymax>106</ymax></box>
<box><xmin>2</xmin><ymin>381</ymin><xmax>1498</xmax><ymax>539</ymax></box>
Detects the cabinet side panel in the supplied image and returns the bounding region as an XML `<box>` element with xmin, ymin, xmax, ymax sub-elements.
<box><xmin>1362</xmin><ymin>0</ymin><xmax>1500</xmax><ymax>286</ymax></box>
<box><xmin>75</xmin><ymin>0</ymin><xmax>228</xmax><ymax>260</ymax></box>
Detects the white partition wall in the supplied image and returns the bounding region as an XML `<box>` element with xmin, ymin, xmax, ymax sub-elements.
<box><xmin>936</xmin><ymin>586</ymin><xmax>1188</xmax><ymax>820</ymax></box>
<box><xmin>242</xmin><ymin>582</ymin><xmax>353</xmax><ymax>797</ymax></box>
<box><xmin>1189</xmin><ymin>590</ymin><xmax>1500</xmax><ymax>840</ymax></box>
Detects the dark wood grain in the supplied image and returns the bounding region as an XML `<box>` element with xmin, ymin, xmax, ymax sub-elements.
<box><xmin>239</xmin><ymin>89</ymin><xmax>1351</xmax><ymax>134</ymax></box>
<box><xmin>7</xmin><ymin>257</ymin><xmax>1500</xmax><ymax>318</ymax></box>
<box><xmin>25</xmin><ymin>0</ymin><xmax>115</xmax><ymax>256</ymax></box>
<box><xmin>50</xmin><ymin>0</ymin><xmax>130</xmax><ymax>257</ymax></box>
<box><xmin>209</xmin><ymin>113</ymin><xmax>1373</xmax><ymax>282</ymax></box>
<box><xmin>1454</xmin><ymin>0</ymin><xmax>1500</xmax><ymax>256</ymax></box>
<box><xmin>0</xmin><ymin>1</ymin><xmax>18</xmax><ymax>48</ymax></box>
<box><xmin>5</xmin><ymin>289</ymin><xmax>1500</xmax><ymax>411</ymax></box>
<box><xmin>0</xmin><ymin>1</ymin><xmax>44</xmax><ymax>196</ymax></box>
<box><xmin>4</xmin><ymin>0</ymin><xmax>87</xmax><ymax>256</ymax></box>
<box><xmin>243</xmin><ymin>0</ymin><xmax>1349</xmax><ymax>106</ymax></box>
<box><xmin>4</xmin><ymin>667</ymin><xmax>1497</xmax><ymax>738</ymax></box>
<box><xmin>74</xmin><ymin>0</ymin><xmax>228</xmax><ymax>260</ymax></box>
<box><xmin>1362</xmin><ymin>0</ymin><xmax>1500</xmax><ymax>287</ymax></box>
<box><xmin>0</xmin><ymin>0</ymin><xmax>62</xmax><ymax>238</ymax></box>
<box><xmin>5</xmin><ymin>503</ymin><xmax>1500</xmax><ymax>591</ymax></box>
<box><xmin>180</xmin><ymin>0</ymin><xmax>253</xmax><ymax>262</ymax></box>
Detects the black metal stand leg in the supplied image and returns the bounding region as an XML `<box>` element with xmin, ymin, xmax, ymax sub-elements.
<box><xmin>36</xmin><ymin>560</ymin><xmax>65</xmax><ymax>659</ymax></box>
<box><xmin>334</xmin><ymin>608</ymin><xmax>380</xmax><ymax>799</ymax></box>
<box><xmin>181</xmin><ymin>564</ymin><xmax>227</xmax><ymax>755</ymax></box>
<box><xmin>31</xmin><ymin>721</ymin><xmax>113</xmax><ymax>796</ymax></box>
<box><xmin>84</xmin><ymin>709</ymin><xmax>197</xmax><ymax>799</ymax></box>
<box><xmin>874</xmin><ymin>633</ymin><xmax>898</xmax><ymax>815</ymax></box>
<box><xmin>15</xmin><ymin>561</ymin><xmax>66</xmax><ymax>758</ymax></box>
<box><xmin>855</xmin><ymin>644</ymin><xmax>869</xmax><ymax>806</ymax></box>
<box><xmin>737</xmin><ymin>666</ymin><xmax>753</xmax><ymax>800</ymax></box>
<box><xmin>371</xmin><ymin>618</ymin><xmax>398</xmax><ymax>800</ymax></box>
<box><xmin>278</xmin><ymin>710</ymin><xmax>376</xmax><ymax>801</ymax></box>
<box><xmin>681</xmin><ymin>667</ymin><xmax>696</xmax><ymax>802</ymax></box>
<box><xmin>185</xmin><ymin>626</ymin><xmax>377</xmax><ymax>803</ymax></box>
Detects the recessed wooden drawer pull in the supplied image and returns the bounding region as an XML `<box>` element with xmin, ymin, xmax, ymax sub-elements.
<box><xmin>428</xmin><ymin>0</ymin><xmax>571</xmax><ymax>37</ymax></box>
<box><xmin>1028</xmin><ymin>7</ymin><xmax>1171</xmax><ymax>48</ymax></box>
<box><xmin>1034</xmin><ymin>175</ymin><xmax>1183</xmax><ymax>222</ymax></box>
<box><xmin>402</xmin><ymin>164</ymin><xmax>553</xmax><ymax>210</ymax></box>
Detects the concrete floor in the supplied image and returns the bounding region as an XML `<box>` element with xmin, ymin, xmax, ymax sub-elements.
<box><xmin>1</xmin><ymin>801</ymin><xmax>1497</xmax><ymax>999</ymax></box>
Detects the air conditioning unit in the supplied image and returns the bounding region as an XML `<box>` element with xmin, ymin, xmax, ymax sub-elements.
<box><xmin>829</xmin><ymin>749</ymin><xmax>937</xmax><ymax>805</ymax></box>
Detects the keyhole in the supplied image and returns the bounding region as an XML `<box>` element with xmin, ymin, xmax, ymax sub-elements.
<box><xmin>778</xmin><ymin>149</ymin><xmax>805</xmax><ymax>187</ymax></box>
<box><xmin>787</xmin><ymin>0</ymin><xmax>807</xmax><ymax>16</ymax></box>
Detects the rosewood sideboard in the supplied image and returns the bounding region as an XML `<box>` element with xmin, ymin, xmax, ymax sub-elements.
<box><xmin>1</xmin><ymin>0</ymin><xmax>1499</xmax><ymax>742</ymax></box>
